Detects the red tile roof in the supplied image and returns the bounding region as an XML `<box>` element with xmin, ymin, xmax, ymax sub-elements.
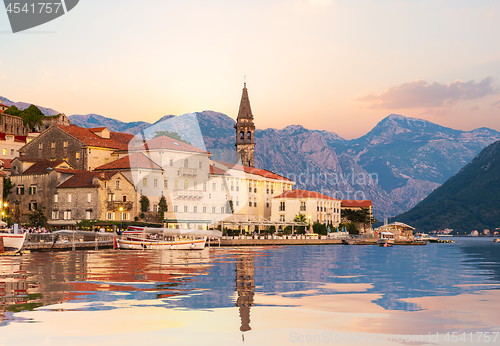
<box><xmin>21</xmin><ymin>160</ymin><xmax>69</xmax><ymax>175</ymax></box>
<box><xmin>210</xmin><ymin>164</ymin><xmax>229</xmax><ymax>175</ymax></box>
<box><xmin>0</xmin><ymin>158</ymin><xmax>12</xmax><ymax>169</ymax></box>
<box><xmin>94</xmin><ymin>152</ymin><xmax>162</xmax><ymax>171</ymax></box>
<box><xmin>341</xmin><ymin>200</ymin><xmax>373</xmax><ymax>208</ymax></box>
<box><xmin>58</xmin><ymin>171</ymin><xmax>102</xmax><ymax>188</ymax></box>
<box><xmin>274</xmin><ymin>189</ymin><xmax>337</xmax><ymax>200</ymax></box>
<box><xmin>55</xmin><ymin>125</ymin><xmax>134</xmax><ymax>150</ymax></box>
<box><xmin>130</xmin><ymin>135</ymin><xmax>208</xmax><ymax>154</ymax></box>
<box><xmin>89</xmin><ymin>127</ymin><xmax>107</xmax><ymax>132</ymax></box>
<box><xmin>214</xmin><ymin>161</ymin><xmax>292</xmax><ymax>182</ymax></box>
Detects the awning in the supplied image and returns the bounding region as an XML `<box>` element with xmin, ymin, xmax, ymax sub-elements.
<box><xmin>47</xmin><ymin>220</ymin><xmax>78</xmax><ymax>226</ymax></box>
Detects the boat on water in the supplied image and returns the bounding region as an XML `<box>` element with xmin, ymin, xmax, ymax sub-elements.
<box><xmin>0</xmin><ymin>232</ymin><xmax>27</xmax><ymax>254</ymax></box>
<box><xmin>115</xmin><ymin>226</ymin><xmax>222</xmax><ymax>250</ymax></box>
<box><xmin>416</xmin><ymin>233</ymin><xmax>440</xmax><ymax>242</ymax></box>
<box><xmin>494</xmin><ymin>238</ymin><xmax>499</xmax><ymax>243</ymax></box>
<box><xmin>377</xmin><ymin>231</ymin><xmax>395</xmax><ymax>247</ymax></box>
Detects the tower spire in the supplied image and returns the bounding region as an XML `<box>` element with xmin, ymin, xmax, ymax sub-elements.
<box><xmin>235</xmin><ymin>82</ymin><xmax>256</xmax><ymax>167</ymax></box>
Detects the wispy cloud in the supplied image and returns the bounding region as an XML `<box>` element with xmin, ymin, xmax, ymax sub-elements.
<box><xmin>492</xmin><ymin>97</ymin><xmax>500</xmax><ymax>108</ymax></box>
<box><xmin>357</xmin><ymin>78</ymin><xmax>497</xmax><ymax>109</ymax></box>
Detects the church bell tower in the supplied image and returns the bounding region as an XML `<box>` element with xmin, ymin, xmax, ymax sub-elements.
<box><xmin>235</xmin><ymin>82</ymin><xmax>255</xmax><ymax>167</ymax></box>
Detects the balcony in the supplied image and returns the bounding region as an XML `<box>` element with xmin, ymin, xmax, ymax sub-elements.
<box><xmin>178</xmin><ymin>167</ymin><xmax>198</xmax><ymax>177</ymax></box>
<box><xmin>173</xmin><ymin>189</ymin><xmax>204</xmax><ymax>199</ymax></box>
<box><xmin>107</xmin><ymin>201</ymin><xmax>134</xmax><ymax>211</ymax></box>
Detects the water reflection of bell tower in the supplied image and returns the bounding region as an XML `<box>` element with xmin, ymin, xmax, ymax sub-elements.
<box><xmin>235</xmin><ymin>255</ymin><xmax>255</xmax><ymax>332</ymax></box>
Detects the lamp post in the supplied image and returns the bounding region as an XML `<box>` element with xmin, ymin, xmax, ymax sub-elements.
<box><xmin>308</xmin><ymin>215</ymin><xmax>312</xmax><ymax>234</ymax></box>
<box><xmin>119</xmin><ymin>207</ymin><xmax>123</xmax><ymax>232</ymax></box>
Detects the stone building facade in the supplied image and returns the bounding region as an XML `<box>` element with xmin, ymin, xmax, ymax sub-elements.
<box><xmin>8</xmin><ymin>158</ymin><xmax>75</xmax><ymax>224</ymax></box>
<box><xmin>19</xmin><ymin>125</ymin><xmax>133</xmax><ymax>171</ymax></box>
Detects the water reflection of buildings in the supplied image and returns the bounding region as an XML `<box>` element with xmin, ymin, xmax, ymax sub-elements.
<box><xmin>235</xmin><ymin>254</ymin><xmax>255</xmax><ymax>332</ymax></box>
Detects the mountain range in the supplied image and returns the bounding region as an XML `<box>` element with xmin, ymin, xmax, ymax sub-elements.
<box><xmin>394</xmin><ymin>140</ymin><xmax>500</xmax><ymax>233</ymax></box>
<box><xmin>2</xmin><ymin>95</ymin><xmax>500</xmax><ymax>220</ymax></box>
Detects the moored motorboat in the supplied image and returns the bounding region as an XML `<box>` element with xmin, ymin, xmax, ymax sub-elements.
<box><xmin>416</xmin><ymin>233</ymin><xmax>440</xmax><ymax>242</ymax></box>
<box><xmin>115</xmin><ymin>226</ymin><xmax>221</xmax><ymax>250</ymax></box>
<box><xmin>0</xmin><ymin>232</ymin><xmax>27</xmax><ymax>254</ymax></box>
<box><xmin>377</xmin><ymin>231</ymin><xmax>395</xmax><ymax>247</ymax></box>
<box><xmin>494</xmin><ymin>238</ymin><xmax>499</xmax><ymax>243</ymax></box>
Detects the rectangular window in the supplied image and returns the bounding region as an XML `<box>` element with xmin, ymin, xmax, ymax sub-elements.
<box><xmin>221</xmin><ymin>207</ymin><xmax>225</xmax><ymax>214</ymax></box>
<box><xmin>51</xmin><ymin>142</ymin><xmax>55</xmax><ymax>149</ymax></box>
<box><xmin>203</xmin><ymin>206</ymin><xmax>207</xmax><ymax>213</ymax></box>
<box><xmin>203</xmin><ymin>182</ymin><xmax>207</xmax><ymax>190</ymax></box>
<box><xmin>104</xmin><ymin>158</ymin><xmax>109</xmax><ymax>164</ymax></box>
<box><xmin>300</xmin><ymin>201</ymin><xmax>306</xmax><ymax>212</ymax></box>
<box><xmin>123</xmin><ymin>196</ymin><xmax>127</xmax><ymax>202</ymax></box>
<box><xmin>254</xmin><ymin>188</ymin><xmax>257</xmax><ymax>193</ymax></box>
<box><xmin>249</xmin><ymin>200</ymin><xmax>252</xmax><ymax>207</ymax></box>
<box><xmin>199</xmin><ymin>162</ymin><xmax>202</xmax><ymax>169</ymax></box>
<box><xmin>54</xmin><ymin>194</ymin><xmax>58</xmax><ymax>203</ymax></box>
<box><xmin>63</xmin><ymin>141</ymin><xmax>68</xmax><ymax>148</ymax></box>
<box><xmin>86</xmin><ymin>211</ymin><xmax>91</xmax><ymax>219</ymax></box>
<box><xmin>153</xmin><ymin>204</ymin><xmax>158</xmax><ymax>212</ymax></box>
<box><xmin>87</xmin><ymin>193</ymin><xmax>92</xmax><ymax>203</ymax></box>
<box><xmin>67</xmin><ymin>194</ymin><xmax>72</xmax><ymax>203</ymax></box>
<box><xmin>112</xmin><ymin>194</ymin><xmax>116</xmax><ymax>201</ymax></box>
<box><xmin>212</xmin><ymin>206</ymin><xmax>216</xmax><ymax>213</ymax></box>
<box><xmin>184</xmin><ymin>206</ymin><xmax>188</xmax><ymax>213</ymax></box>
<box><xmin>106</xmin><ymin>212</ymin><xmax>112</xmax><ymax>220</ymax></box>
<box><xmin>116</xmin><ymin>180</ymin><xmax>120</xmax><ymax>189</ymax></box>
<box><xmin>52</xmin><ymin>211</ymin><xmax>59</xmax><ymax>219</ymax></box>
<box><xmin>279</xmin><ymin>201</ymin><xmax>285</xmax><ymax>211</ymax></box>
<box><xmin>10</xmin><ymin>149</ymin><xmax>14</xmax><ymax>156</ymax></box>
<box><xmin>170</xmin><ymin>159</ymin><xmax>173</xmax><ymax>166</ymax></box>
<box><xmin>193</xmin><ymin>206</ymin><xmax>197</xmax><ymax>213</ymax></box>
<box><xmin>249</xmin><ymin>186</ymin><xmax>252</xmax><ymax>193</ymax></box>
<box><xmin>64</xmin><ymin>210</ymin><xmax>72</xmax><ymax>220</ymax></box>
<box><xmin>76</xmin><ymin>152</ymin><xmax>80</xmax><ymax>159</ymax></box>
<box><xmin>154</xmin><ymin>179</ymin><xmax>158</xmax><ymax>187</ymax></box>
<box><xmin>164</xmin><ymin>180</ymin><xmax>168</xmax><ymax>188</ymax></box>
<box><xmin>280</xmin><ymin>215</ymin><xmax>285</xmax><ymax>222</ymax></box>
<box><xmin>143</xmin><ymin>178</ymin><xmax>147</xmax><ymax>187</ymax></box>
<box><xmin>194</xmin><ymin>181</ymin><xmax>197</xmax><ymax>190</ymax></box>
<box><xmin>121</xmin><ymin>212</ymin><xmax>127</xmax><ymax>220</ymax></box>
<box><xmin>17</xmin><ymin>186</ymin><xmax>25</xmax><ymax>195</ymax></box>
<box><xmin>174</xmin><ymin>180</ymin><xmax>178</xmax><ymax>189</ymax></box>
<box><xmin>174</xmin><ymin>205</ymin><xmax>178</xmax><ymax>212</ymax></box>
<box><xmin>38</xmin><ymin>143</ymin><xmax>43</xmax><ymax>150</ymax></box>
<box><xmin>254</xmin><ymin>201</ymin><xmax>257</xmax><ymax>207</ymax></box>
<box><xmin>212</xmin><ymin>183</ymin><xmax>216</xmax><ymax>191</ymax></box>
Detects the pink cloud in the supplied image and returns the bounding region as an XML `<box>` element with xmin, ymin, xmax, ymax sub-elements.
<box><xmin>357</xmin><ymin>77</ymin><xmax>497</xmax><ymax>109</ymax></box>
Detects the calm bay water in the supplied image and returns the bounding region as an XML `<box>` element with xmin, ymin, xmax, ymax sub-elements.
<box><xmin>1</xmin><ymin>238</ymin><xmax>500</xmax><ymax>345</ymax></box>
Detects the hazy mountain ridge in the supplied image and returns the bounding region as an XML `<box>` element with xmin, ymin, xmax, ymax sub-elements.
<box><xmin>394</xmin><ymin>140</ymin><xmax>500</xmax><ymax>233</ymax></box>
<box><xmin>2</xmin><ymin>95</ymin><xmax>500</xmax><ymax>220</ymax></box>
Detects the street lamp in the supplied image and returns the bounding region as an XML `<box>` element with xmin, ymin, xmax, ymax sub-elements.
<box><xmin>119</xmin><ymin>207</ymin><xmax>123</xmax><ymax>232</ymax></box>
<box><xmin>308</xmin><ymin>215</ymin><xmax>312</xmax><ymax>234</ymax></box>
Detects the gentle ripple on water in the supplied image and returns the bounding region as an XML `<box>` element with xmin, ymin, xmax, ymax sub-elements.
<box><xmin>1</xmin><ymin>237</ymin><xmax>500</xmax><ymax>345</ymax></box>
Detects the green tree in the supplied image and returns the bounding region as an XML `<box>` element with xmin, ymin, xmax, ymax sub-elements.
<box><xmin>153</xmin><ymin>130</ymin><xmax>192</xmax><ymax>145</ymax></box>
<box><xmin>3</xmin><ymin>178</ymin><xmax>15</xmax><ymax>200</ymax></box>
<box><xmin>140</xmin><ymin>196</ymin><xmax>150</xmax><ymax>212</ymax></box>
<box><xmin>28</xmin><ymin>209</ymin><xmax>47</xmax><ymax>228</ymax></box>
<box><xmin>312</xmin><ymin>222</ymin><xmax>328</xmax><ymax>235</ymax></box>
<box><xmin>293</xmin><ymin>213</ymin><xmax>307</xmax><ymax>234</ymax></box>
<box><xmin>158</xmin><ymin>196</ymin><xmax>168</xmax><ymax>221</ymax></box>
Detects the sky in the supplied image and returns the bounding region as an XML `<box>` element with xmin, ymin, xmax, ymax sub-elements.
<box><xmin>1</xmin><ymin>0</ymin><xmax>500</xmax><ymax>139</ymax></box>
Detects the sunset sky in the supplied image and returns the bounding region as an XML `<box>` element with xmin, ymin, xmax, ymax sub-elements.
<box><xmin>1</xmin><ymin>0</ymin><xmax>500</xmax><ymax>139</ymax></box>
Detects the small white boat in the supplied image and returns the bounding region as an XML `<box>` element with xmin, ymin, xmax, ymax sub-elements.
<box><xmin>0</xmin><ymin>232</ymin><xmax>27</xmax><ymax>254</ymax></box>
<box><xmin>115</xmin><ymin>226</ymin><xmax>221</xmax><ymax>250</ymax></box>
<box><xmin>377</xmin><ymin>231</ymin><xmax>395</xmax><ymax>247</ymax></box>
<box><xmin>416</xmin><ymin>233</ymin><xmax>439</xmax><ymax>242</ymax></box>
